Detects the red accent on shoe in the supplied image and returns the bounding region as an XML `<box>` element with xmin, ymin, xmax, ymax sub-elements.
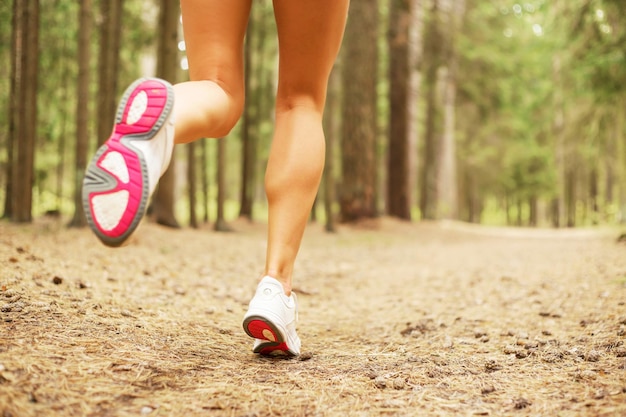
<box><xmin>246</xmin><ymin>319</ymin><xmax>278</xmax><ymax>341</ymax></box>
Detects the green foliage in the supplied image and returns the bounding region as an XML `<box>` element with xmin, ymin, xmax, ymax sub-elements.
<box><xmin>454</xmin><ymin>0</ymin><xmax>626</xmax><ymax>224</ymax></box>
<box><xmin>2</xmin><ymin>0</ymin><xmax>625</xmax><ymax>225</ymax></box>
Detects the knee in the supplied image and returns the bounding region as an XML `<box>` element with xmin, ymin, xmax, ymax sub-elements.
<box><xmin>275</xmin><ymin>90</ymin><xmax>325</xmax><ymax>116</ymax></box>
<box><xmin>210</xmin><ymin>86</ymin><xmax>244</xmax><ymax>138</ymax></box>
<box><xmin>185</xmin><ymin>78</ymin><xmax>244</xmax><ymax>138</ymax></box>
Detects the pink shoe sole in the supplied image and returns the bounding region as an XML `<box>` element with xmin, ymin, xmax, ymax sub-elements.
<box><xmin>82</xmin><ymin>78</ymin><xmax>173</xmax><ymax>247</ymax></box>
<box><xmin>243</xmin><ymin>316</ymin><xmax>295</xmax><ymax>356</ymax></box>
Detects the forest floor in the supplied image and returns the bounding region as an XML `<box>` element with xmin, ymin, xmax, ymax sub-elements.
<box><xmin>1</xmin><ymin>217</ymin><xmax>625</xmax><ymax>417</ymax></box>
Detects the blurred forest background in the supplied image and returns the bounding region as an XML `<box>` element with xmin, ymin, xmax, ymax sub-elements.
<box><xmin>1</xmin><ymin>0</ymin><xmax>625</xmax><ymax>231</ymax></box>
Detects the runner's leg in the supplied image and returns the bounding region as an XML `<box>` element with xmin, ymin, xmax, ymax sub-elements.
<box><xmin>176</xmin><ymin>0</ymin><xmax>252</xmax><ymax>143</ymax></box>
<box><xmin>265</xmin><ymin>0</ymin><xmax>350</xmax><ymax>294</ymax></box>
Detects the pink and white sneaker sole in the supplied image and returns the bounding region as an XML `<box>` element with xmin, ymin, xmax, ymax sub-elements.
<box><xmin>82</xmin><ymin>78</ymin><xmax>174</xmax><ymax>247</ymax></box>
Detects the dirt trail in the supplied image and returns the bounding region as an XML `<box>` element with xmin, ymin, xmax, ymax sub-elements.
<box><xmin>1</xmin><ymin>218</ymin><xmax>625</xmax><ymax>416</ymax></box>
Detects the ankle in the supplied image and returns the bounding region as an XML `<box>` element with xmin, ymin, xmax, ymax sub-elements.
<box><xmin>264</xmin><ymin>272</ymin><xmax>292</xmax><ymax>296</ymax></box>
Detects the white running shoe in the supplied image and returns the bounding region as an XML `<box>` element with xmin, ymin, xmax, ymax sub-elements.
<box><xmin>82</xmin><ymin>78</ymin><xmax>175</xmax><ymax>247</ymax></box>
<box><xmin>242</xmin><ymin>276</ymin><xmax>301</xmax><ymax>356</ymax></box>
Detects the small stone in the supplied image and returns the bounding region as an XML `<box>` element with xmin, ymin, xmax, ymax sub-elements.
<box><xmin>442</xmin><ymin>336</ymin><xmax>454</xmax><ymax>349</ymax></box>
<box><xmin>474</xmin><ymin>328</ymin><xmax>488</xmax><ymax>338</ymax></box>
<box><xmin>484</xmin><ymin>359</ymin><xmax>501</xmax><ymax>372</ymax></box>
<box><xmin>365</xmin><ymin>370</ymin><xmax>378</xmax><ymax>379</ymax></box>
<box><xmin>481</xmin><ymin>385</ymin><xmax>496</xmax><ymax>395</ymax></box>
<box><xmin>140</xmin><ymin>406</ymin><xmax>154</xmax><ymax>414</ymax></box>
<box><xmin>503</xmin><ymin>345</ymin><xmax>519</xmax><ymax>355</ymax></box>
<box><xmin>392</xmin><ymin>377</ymin><xmax>406</xmax><ymax>390</ymax></box>
<box><xmin>584</xmin><ymin>350</ymin><xmax>601</xmax><ymax>362</ymax></box>
<box><xmin>515</xmin><ymin>350</ymin><xmax>529</xmax><ymax>359</ymax></box>
<box><xmin>10</xmin><ymin>302</ymin><xmax>24</xmax><ymax>312</ymax></box>
<box><xmin>513</xmin><ymin>397</ymin><xmax>531</xmax><ymax>409</ymax></box>
<box><xmin>593</xmin><ymin>390</ymin><xmax>606</xmax><ymax>400</ymax></box>
<box><xmin>374</xmin><ymin>376</ymin><xmax>387</xmax><ymax>389</ymax></box>
<box><xmin>298</xmin><ymin>352</ymin><xmax>313</xmax><ymax>361</ymax></box>
<box><xmin>52</xmin><ymin>276</ymin><xmax>63</xmax><ymax>285</ymax></box>
<box><xmin>524</xmin><ymin>341</ymin><xmax>539</xmax><ymax>349</ymax></box>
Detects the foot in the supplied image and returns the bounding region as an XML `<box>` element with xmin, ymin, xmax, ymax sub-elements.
<box><xmin>242</xmin><ymin>276</ymin><xmax>301</xmax><ymax>356</ymax></box>
<box><xmin>82</xmin><ymin>78</ymin><xmax>175</xmax><ymax>247</ymax></box>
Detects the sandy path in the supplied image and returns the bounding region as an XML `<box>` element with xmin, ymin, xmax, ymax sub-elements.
<box><xmin>1</xmin><ymin>219</ymin><xmax>625</xmax><ymax>416</ymax></box>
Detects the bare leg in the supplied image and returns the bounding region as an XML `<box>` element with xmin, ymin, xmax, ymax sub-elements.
<box><xmin>265</xmin><ymin>0</ymin><xmax>350</xmax><ymax>294</ymax></box>
<box><xmin>175</xmin><ymin>0</ymin><xmax>252</xmax><ymax>143</ymax></box>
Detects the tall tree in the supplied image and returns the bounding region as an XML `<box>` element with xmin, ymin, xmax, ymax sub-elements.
<box><xmin>340</xmin><ymin>0</ymin><xmax>379</xmax><ymax>222</ymax></box>
<box><xmin>187</xmin><ymin>141</ymin><xmax>197</xmax><ymax>228</ymax></box>
<box><xmin>200</xmin><ymin>138</ymin><xmax>210</xmax><ymax>223</ymax></box>
<box><xmin>69</xmin><ymin>0</ymin><xmax>92</xmax><ymax>228</ymax></box>
<box><xmin>387</xmin><ymin>0</ymin><xmax>412</xmax><ymax>220</ymax></box>
<box><xmin>152</xmin><ymin>0</ymin><xmax>180</xmax><ymax>228</ymax></box>
<box><xmin>214</xmin><ymin>138</ymin><xmax>231</xmax><ymax>231</ymax></box>
<box><xmin>4</xmin><ymin>0</ymin><xmax>23</xmax><ymax>219</ymax></box>
<box><xmin>96</xmin><ymin>0</ymin><xmax>123</xmax><ymax>145</ymax></box>
<box><xmin>419</xmin><ymin>0</ymin><xmax>443</xmax><ymax>220</ymax></box>
<box><xmin>323</xmin><ymin>63</ymin><xmax>342</xmax><ymax>232</ymax></box>
<box><xmin>407</xmin><ymin>0</ymin><xmax>425</xmax><ymax>214</ymax></box>
<box><xmin>239</xmin><ymin>18</ymin><xmax>255</xmax><ymax>220</ymax></box>
<box><xmin>240</xmin><ymin>1</ymin><xmax>275</xmax><ymax>221</ymax></box>
<box><xmin>436</xmin><ymin>0</ymin><xmax>464</xmax><ymax>219</ymax></box>
<box><xmin>9</xmin><ymin>0</ymin><xmax>39</xmax><ymax>222</ymax></box>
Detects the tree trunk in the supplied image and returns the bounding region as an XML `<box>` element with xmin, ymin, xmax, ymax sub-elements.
<box><xmin>187</xmin><ymin>141</ymin><xmax>197</xmax><ymax>228</ymax></box>
<box><xmin>605</xmin><ymin>134</ymin><xmax>615</xmax><ymax>209</ymax></box>
<box><xmin>239</xmin><ymin>6</ymin><xmax>268</xmax><ymax>221</ymax></box>
<box><xmin>436</xmin><ymin>64</ymin><xmax>458</xmax><ymax>220</ymax></box>
<box><xmin>529</xmin><ymin>195</ymin><xmax>538</xmax><ymax>227</ymax></box>
<box><xmin>69</xmin><ymin>0</ymin><xmax>91</xmax><ymax>228</ymax></box>
<box><xmin>565</xmin><ymin>167</ymin><xmax>576</xmax><ymax>227</ymax></box>
<box><xmin>387</xmin><ymin>0</ymin><xmax>411</xmax><ymax>220</ymax></box>
<box><xmin>97</xmin><ymin>0</ymin><xmax>123</xmax><ymax>145</ymax></box>
<box><xmin>323</xmin><ymin>64</ymin><xmax>341</xmax><ymax>233</ymax></box>
<box><xmin>419</xmin><ymin>0</ymin><xmax>442</xmax><ymax>220</ymax></box>
<box><xmin>152</xmin><ymin>0</ymin><xmax>180</xmax><ymax>228</ymax></box>
<box><xmin>340</xmin><ymin>0</ymin><xmax>379</xmax><ymax>222</ymax></box>
<box><xmin>552</xmin><ymin>54</ymin><xmax>565</xmax><ymax>228</ymax></box>
<box><xmin>616</xmin><ymin>103</ymin><xmax>626</xmax><ymax>223</ymax></box>
<box><xmin>55</xmin><ymin>37</ymin><xmax>72</xmax><ymax>215</ymax></box>
<box><xmin>589</xmin><ymin>166</ymin><xmax>598</xmax><ymax>224</ymax></box>
<box><xmin>436</xmin><ymin>0</ymin><xmax>464</xmax><ymax>220</ymax></box>
<box><xmin>239</xmin><ymin>18</ymin><xmax>255</xmax><ymax>220</ymax></box>
<box><xmin>201</xmin><ymin>138</ymin><xmax>210</xmax><ymax>223</ymax></box>
<box><xmin>214</xmin><ymin>138</ymin><xmax>232</xmax><ymax>232</ymax></box>
<box><xmin>11</xmin><ymin>0</ymin><xmax>39</xmax><ymax>223</ymax></box>
<box><xmin>4</xmin><ymin>0</ymin><xmax>23</xmax><ymax>219</ymax></box>
<box><xmin>407</xmin><ymin>0</ymin><xmax>424</xmax><ymax>215</ymax></box>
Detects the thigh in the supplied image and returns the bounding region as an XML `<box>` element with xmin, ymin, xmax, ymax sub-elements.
<box><xmin>180</xmin><ymin>0</ymin><xmax>252</xmax><ymax>97</ymax></box>
<box><xmin>272</xmin><ymin>0</ymin><xmax>350</xmax><ymax>112</ymax></box>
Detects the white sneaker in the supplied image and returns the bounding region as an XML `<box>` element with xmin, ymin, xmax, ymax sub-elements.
<box><xmin>82</xmin><ymin>78</ymin><xmax>175</xmax><ymax>247</ymax></box>
<box><xmin>242</xmin><ymin>276</ymin><xmax>301</xmax><ymax>356</ymax></box>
